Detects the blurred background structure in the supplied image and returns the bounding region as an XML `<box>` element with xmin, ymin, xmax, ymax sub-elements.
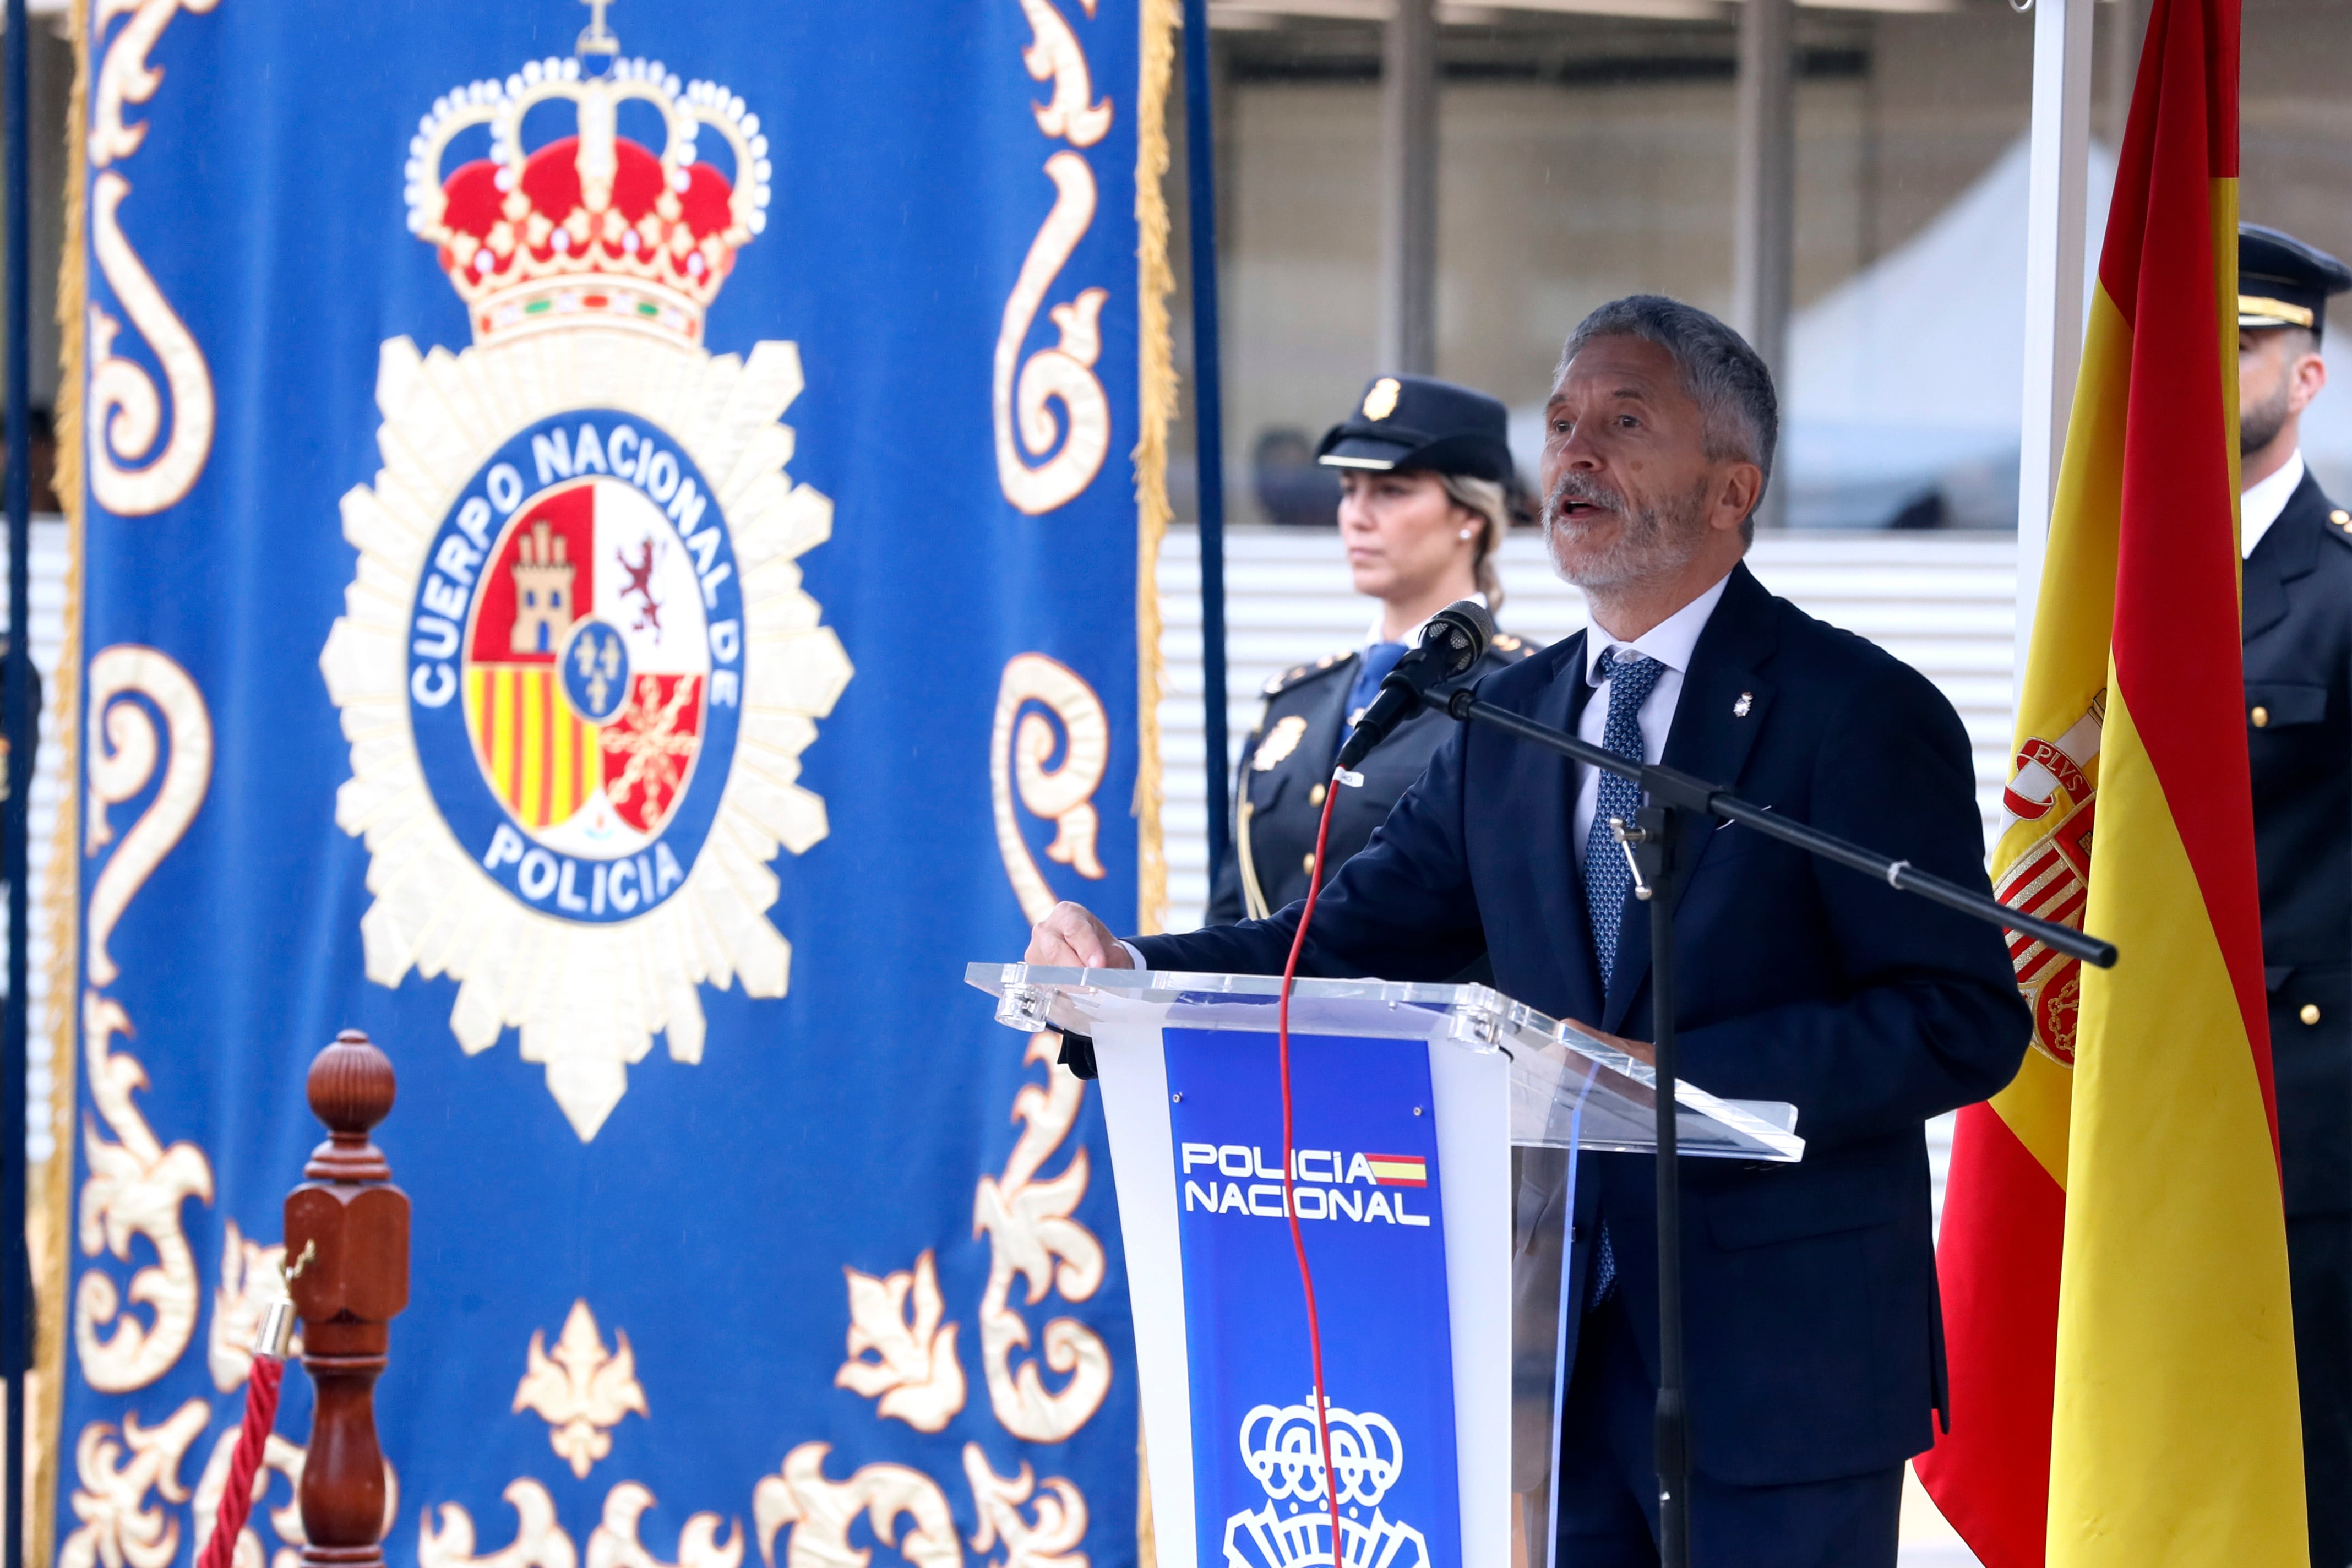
<box><xmin>1168</xmin><ymin>0</ymin><xmax>2352</xmax><ymax>532</ymax></box>
<box><xmin>1154</xmin><ymin>0</ymin><xmax>2352</xmax><ymax>926</ymax></box>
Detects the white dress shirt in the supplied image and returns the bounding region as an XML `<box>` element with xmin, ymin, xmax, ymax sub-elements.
<box><xmin>1571</xmin><ymin>571</ymin><xmax>1735</xmax><ymax>866</ymax></box>
<box><xmin>2241</xmin><ymin>449</ymin><xmax>2306</xmax><ymax>561</ymax></box>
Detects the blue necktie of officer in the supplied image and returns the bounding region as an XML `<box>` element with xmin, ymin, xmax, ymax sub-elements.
<box><xmin>1580</xmin><ymin>646</ymin><xmax>1664</xmax><ymax>1305</ymax></box>
<box><xmin>1343</xmin><ymin>641</ymin><xmax>1410</xmax><ymax>739</ymax></box>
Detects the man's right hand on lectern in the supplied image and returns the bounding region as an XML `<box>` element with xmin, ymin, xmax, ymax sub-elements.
<box><xmin>1026</xmin><ymin>902</ymin><xmax>1133</xmax><ymax>969</ymax></box>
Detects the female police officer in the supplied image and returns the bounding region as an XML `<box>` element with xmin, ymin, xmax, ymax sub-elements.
<box><xmin>1206</xmin><ymin>374</ymin><xmax>1537</xmax><ymax>924</ymax></box>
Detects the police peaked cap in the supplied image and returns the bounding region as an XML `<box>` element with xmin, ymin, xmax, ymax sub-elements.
<box><xmin>2239</xmin><ymin>222</ymin><xmax>2352</xmax><ymax>337</ymax></box>
<box><xmin>1316</xmin><ymin>374</ymin><xmax>1515</xmax><ymax>484</ymax></box>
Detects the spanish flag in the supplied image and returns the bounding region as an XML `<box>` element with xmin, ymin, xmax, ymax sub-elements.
<box><xmin>1364</xmin><ymin>1154</ymin><xmax>1428</xmax><ymax>1188</ymax></box>
<box><xmin>1914</xmin><ymin>0</ymin><xmax>2307</xmax><ymax>1561</ymax></box>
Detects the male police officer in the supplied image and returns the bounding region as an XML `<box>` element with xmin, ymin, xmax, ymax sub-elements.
<box><xmin>2237</xmin><ymin>220</ymin><xmax>2352</xmax><ymax>1567</ymax></box>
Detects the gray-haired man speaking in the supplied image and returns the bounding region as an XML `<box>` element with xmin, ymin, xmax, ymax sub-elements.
<box><xmin>1031</xmin><ymin>296</ymin><xmax>2029</xmax><ymax>1566</ymax></box>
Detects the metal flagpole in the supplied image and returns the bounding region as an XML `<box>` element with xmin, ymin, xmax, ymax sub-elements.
<box><xmin>2</xmin><ymin>0</ymin><xmax>34</xmax><ymax>1564</ymax></box>
<box><xmin>1180</xmin><ymin>0</ymin><xmax>1232</xmax><ymax>884</ymax></box>
<box><xmin>1730</xmin><ymin>0</ymin><xmax>1792</xmax><ymax>531</ymax></box>
<box><xmin>2014</xmin><ymin>0</ymin><xmax>2093</xmax><ymax>686</ymax></box>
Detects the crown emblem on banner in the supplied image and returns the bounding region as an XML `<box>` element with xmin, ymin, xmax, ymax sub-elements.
<box><xmin>405</xmin><ymin>53</ymin><xmax>770</xmax><ymax>345</ymax></box>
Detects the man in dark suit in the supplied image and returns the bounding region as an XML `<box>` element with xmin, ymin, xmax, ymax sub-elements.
<box><xmin>1031</xmin><ymin>295</ymin><xmax>2030</xmax><ymax>1565</ymax></box>
<box><xmin>2234</xmin><ymin>221</ymin><xmax>2352</xmax><ymax>1568</ymax></box>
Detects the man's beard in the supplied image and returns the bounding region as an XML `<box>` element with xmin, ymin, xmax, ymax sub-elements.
<box><xmin>2241</xmin><ymin>374</ymin><xmax>2294</xmax><ymax>458</ymax></box>
<box><xmin>1541</xmin><ymin>471</ymin><xmax>1713</xmax><ymax>592</ymax></box>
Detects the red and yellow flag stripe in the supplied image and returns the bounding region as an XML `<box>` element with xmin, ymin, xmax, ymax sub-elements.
<box><xmin>1363</xmin><ymin>1155</ymin><xmax>1428</xmax><ymax>1188</ymax></box>
<box><xmin>1919</xmin><ymin>0</ymin><xmax>2304</xmax><ymax>1560</ymax></box>
<box><xmin>466</xmin><ymin>665</ymin><xmax>601</xmax><ymax>830</ymax></box>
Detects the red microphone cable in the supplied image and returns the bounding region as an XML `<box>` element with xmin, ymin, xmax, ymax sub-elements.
<box><xmin>1277</xmin><ymin>768</ymin><xmax>1348</xmax><ymax>1564</ymax></box>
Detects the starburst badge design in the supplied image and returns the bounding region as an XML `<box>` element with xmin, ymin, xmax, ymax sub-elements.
<box><xmin>322</xmin><ymin>42</ymin><xmax>853</xmax><ymax>1140</ymax></box>
<box><xmin>513</xmin><ymin>1299</ymin><xmax>649</xmax><ymax>1479</ymax></box>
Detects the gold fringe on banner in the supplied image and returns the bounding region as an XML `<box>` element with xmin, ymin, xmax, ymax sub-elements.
<box><xmin>1131</xmin><ymin>0</ymin><xmax>1179</xmax><ymax>1559</ymax></box>
<box><xmin>31</xmin><ymin>1</ymin><xmax>91</xmax><ymax>1560</ymax></box>
<box><xmin>1133</xmin><ymin>0</ymin><xmax>1178</xmax><ymax>944</ymax></box>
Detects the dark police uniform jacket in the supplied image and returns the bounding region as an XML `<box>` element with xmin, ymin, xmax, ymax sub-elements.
<box><xmin>1206</xmin><ymin>632</ymin><xmax>1538</xmax><ymax>925</ymax></box>
<box><xmin>1141</xmin><ymin>563</ymin><xmax>2028</xmax><ymax>1483</ymax></box>
<box><xmin>2245</xmin><ymin>467</ymin><xmax>2352</xmax><ymax>1220</ymax></box>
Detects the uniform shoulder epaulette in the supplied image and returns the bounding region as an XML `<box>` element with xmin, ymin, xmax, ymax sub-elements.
<box><xmin>2315</xmin><ymin>500</ymin><xmax>2352</xmax><ymax>552</ymax></box>
<box><xmin>1262</xmin><ymin>650</ymin><xmax>1355</xmax><ymax>696</ymax></box>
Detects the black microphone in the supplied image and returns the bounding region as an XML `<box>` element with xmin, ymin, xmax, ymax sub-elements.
<box><xmin>1332</xmin><ymin>600</ymin><xmax>1494</xmax><ymax>774</ymax></box>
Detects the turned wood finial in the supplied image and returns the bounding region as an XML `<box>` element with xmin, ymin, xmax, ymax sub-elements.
<box><xmin>286</xmin><ymin>1030</ymin><xmax>409</xmax><ymax>1568</ymax></box>
<box><xmin>304</xmin><ymin>1028</ymin><xmax>396</xmax><ymax>1182</ymax></box>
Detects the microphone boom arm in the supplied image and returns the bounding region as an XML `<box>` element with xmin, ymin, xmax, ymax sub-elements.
<box><xmin>1435</xmin><ymin>686</ymin><xmax>2116</xmax><ymax>968</ymax></box>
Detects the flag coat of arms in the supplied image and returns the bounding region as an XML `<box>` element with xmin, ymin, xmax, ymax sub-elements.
<box><xmin>50</xmin><ymin>3</ymin><xmax>1177</xmax><ymax>1565</ymax></box>
<box><xmin>1917</xmin><ymin>0</ymin><xmax>2307</xmax><ymax>1561</ymax></box>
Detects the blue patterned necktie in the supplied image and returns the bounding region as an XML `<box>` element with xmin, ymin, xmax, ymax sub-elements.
<box><xmin>1343</xmin><ymin>641</ymin><xmax>1410</xmax><ymax>738</ymax></box>
<box><xmin>1580</xmin><ymin>647</ymin><xmax>1662</xmax><ymax>1310</ymax></box>
<box><xmin>1581</xmin><ymin>649</ymin><xmax>1664</xmax><ymax>978</ymax></box>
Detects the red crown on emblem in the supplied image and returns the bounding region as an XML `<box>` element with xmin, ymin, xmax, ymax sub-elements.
<box><xmin>406</xmin><ymin>54</ymin><xmax>770</xmax><ymax>346</ymax></box>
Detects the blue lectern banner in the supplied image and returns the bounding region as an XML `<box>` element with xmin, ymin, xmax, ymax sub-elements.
<box><xmin>1165</xmin><ymin>1027</ymin><xmax>1463</xmax><ymax>1568</ymax></box>
<box><xmin>55</xmin><ymin>2</ymin><xmax>1168</xmax><ymax>1565</ymax></box>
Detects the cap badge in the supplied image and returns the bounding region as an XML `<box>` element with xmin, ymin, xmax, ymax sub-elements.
<box><xmin>1362</xmin><ymin>378</ymin><xmax>1401</xmax><ymax>421</ymax></box>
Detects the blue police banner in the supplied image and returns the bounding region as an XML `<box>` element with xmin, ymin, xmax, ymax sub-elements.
<box><xmin>1166</xmin><ymin>1028</ymin><xmax>1462</xmax><ymax>1568</ymax></box>
<box><xmin>50</xmin><ymin>2</ymin><xmax>1174</xmax><ymax>1565</ymax></box>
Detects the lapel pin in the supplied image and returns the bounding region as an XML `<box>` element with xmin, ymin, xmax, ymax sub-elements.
<box><xmin>1733</xmin><ymin>692</ymin><xmax>1754</xmax><ymax>718</ymax></box>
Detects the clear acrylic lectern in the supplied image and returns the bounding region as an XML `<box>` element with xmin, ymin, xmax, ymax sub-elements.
<box><xmin>967</xmin><ymin>962</ymin><xmax>1803</xmax><ymax>1568</ymax></box>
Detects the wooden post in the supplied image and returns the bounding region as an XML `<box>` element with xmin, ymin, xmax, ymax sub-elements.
<box><xmin>284</xmin><ymin>1030</ymin><xmax>409</xmax><ymax>1568</ymax></box>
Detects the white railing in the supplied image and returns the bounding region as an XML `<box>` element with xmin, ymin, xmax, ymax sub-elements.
<box><xmin>1</xmin><ymin>516</ymin><xmax>75</xmax><ymax>1169</ymax></box>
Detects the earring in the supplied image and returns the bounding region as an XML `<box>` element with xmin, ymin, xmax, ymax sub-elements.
<box><xmin>1459</xmin><ymin>529</ymin><xmax>1476</xmax><ymax>541</ymax></box>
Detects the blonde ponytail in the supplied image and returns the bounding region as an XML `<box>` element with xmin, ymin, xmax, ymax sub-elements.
<box><xmin>1440</xmin><ymin>472</ymin><xmax>1511</xmax><ymax>616</ymax></box>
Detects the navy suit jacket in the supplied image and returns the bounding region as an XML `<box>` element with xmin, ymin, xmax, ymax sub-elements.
<box><xmin>1133</xmin><ymin>562</ymin><xmax>2031</xmax><ymax>1485</ymax></box>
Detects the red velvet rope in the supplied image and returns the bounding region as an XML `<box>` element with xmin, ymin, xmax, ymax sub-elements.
<box><xmin>198</xmin><ymin>1353</ymin><xmax>285</xmax><ymax>1568</ymax></box>
<box><xmin>1277</xmin><ymin>775</ymin><xmax>1347</xmax><ymax>1566</ymax></box>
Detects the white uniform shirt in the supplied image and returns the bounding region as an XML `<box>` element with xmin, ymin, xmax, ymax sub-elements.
<box><xmin>2241</xmin><ymin>449</ymin><xmax>2306</xmax><ymax>561</ymax></box>
<box><xmin>1571</xmin><ymin>571</ymin><xmax>1734</xmax><ymax>865</ymax></box>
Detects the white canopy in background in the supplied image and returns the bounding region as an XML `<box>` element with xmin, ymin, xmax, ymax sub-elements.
<box><xmin>1515</xmin><ymin>133</ymin><xmax>2352</xmax><ymax>529</ymax></box>
<box><xmin>1782</xmin><ymin>133</ymin><xmax>2116</xmax><ymax>529</ymax></box>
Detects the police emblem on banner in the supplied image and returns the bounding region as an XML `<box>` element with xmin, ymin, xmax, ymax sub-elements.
<box><xmin>322</xmin><ymin>52</ymin><xmax>852</xmax><ymax>1140</ymax></box>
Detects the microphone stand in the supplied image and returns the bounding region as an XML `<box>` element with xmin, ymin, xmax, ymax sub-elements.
<box><xmin>1429</xmin><ymin>687</ymin><xmax>2115</xmax><ymax>1568</ymax></box>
